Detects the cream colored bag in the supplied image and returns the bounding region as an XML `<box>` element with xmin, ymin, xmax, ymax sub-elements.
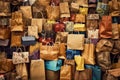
<box><xmin>28</xmin><ymin>26</ymin><xmax>39</xmax><ymax>39</ymax></box>
<box><xmin>67</xmin><ymin>34</ymin><xmax>84</xmax><ymax>50</ymax></box>
<box><xmin>31</xmin><ymin>19</ymin><xmax>46</xmax><ymax>33</ymax></box>
<box><xmin>31</xmin><ymin>59</ymin><xmax>45</xmax><ymax>80</ymax></box>
<box><xmin>16</xmin><ymin>63</ymin><xmax>28</xmax><ymax>80</ymax></box>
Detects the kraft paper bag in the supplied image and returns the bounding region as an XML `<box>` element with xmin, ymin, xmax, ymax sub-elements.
<box><xmin>30</xmin><ymin>59</ymin><xmax>45</xmax><ymax>80</ymax></box>
<box><xmin>31</xmin><ymin>19</ymin><xmax>44</xmax><ymax>33</ymax></box>
<box><xmin>82</xmin><ymin>44</ymin><xmax>95</xmax><ymax>65</ymax></box>
<box><xmin>28</xmin><ymin>26</ymin><xmax>39</xmax><ymax>39</ymax></box>
<box><xmin>60</xmin><ymin>65</ymin><xmax>72</xmax><ymax>80</ymax></box>
<box><xmin>16</xmin><ymin>63</ymin><xmax>28</xmax><ymax>80</ymax></box>
<box><xmin>67</xmin><ymin>34</ymin><xmax>84</xmax><ymax>50</ymax></box>
<box><xmin>20</xmin><ymin>6</ymin><xmax>32</xmax><ymax>19</ymax></box>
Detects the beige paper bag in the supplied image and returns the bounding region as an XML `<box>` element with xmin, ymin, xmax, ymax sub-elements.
<box><xmin>16</xmin><ymin>63</ymin><xmax>28</xmax><ymax>80</ymax></box>
<box><xmin>67</xmin><ymin>34</ymin><xmax>84</xmax><ymax>50</ymax></box>
<box><xmin>31</xmin><ymin>19</ymin><xmax>45</xmax><ymax>33</ymax></box>
<box><xmin>60</xmin><ymin>65</ymin><xmax>72</xmax><ymax>80</ymax></box>
<box><xmin>30</xmin><ymin>59</ymin><xmax>45</xmax><ymax>80</ymax></box>
<box><xmin>28</xmin><ymin>26</ymin><xmax>39</xmax><ymax>39</ymax></box>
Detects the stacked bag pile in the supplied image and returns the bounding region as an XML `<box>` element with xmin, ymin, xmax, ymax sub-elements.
<box><xmin>0</xmin><ymin>0</ymin><xmax>120</xmax><ymax>80</ymax></box>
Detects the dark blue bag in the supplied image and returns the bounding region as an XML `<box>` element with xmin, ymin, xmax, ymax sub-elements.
<box><xmin>22</xmin><ymin>33</ymin><xmax>36</xmax><ymax>46</ymax></box>
<box><xmin>85</xmin><ymin>65</ymin><xmax>101</xmax><ymax>80</ymax></box>
<box><xmin>45</xmin><ymin>59</ymin><xmax>63</xmax><ymax>71</ymax></box>
<box><xmin>66</xmin><ymin>50</ymin><xmax>81</xmax><ymax>59</ymax></box>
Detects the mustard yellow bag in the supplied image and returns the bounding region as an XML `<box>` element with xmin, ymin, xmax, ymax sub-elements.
<box><xmin>80</xmin><ymin>7</ymin><xmax>88</xmax><ymax>15</ymax></box>
<box><xmin>74</xmin><ymin>55</ymin><xmax>85</xmax><ymax>71</ymax></box>
<box><xmin>73</xmin><ymin>24</ymin><xmax>86</xmax><ymax>31</ymax></box>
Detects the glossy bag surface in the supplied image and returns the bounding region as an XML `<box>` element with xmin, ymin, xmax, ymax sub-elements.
<box><xmin>45</xmin><ymin>59</ymin><xmax>62</xmax><ymax>71</ymax></box>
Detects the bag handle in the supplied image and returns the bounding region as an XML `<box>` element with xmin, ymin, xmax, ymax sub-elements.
<box><xmin>16</xmin><ymin>48</ymin><xmax>23</xmax><ymax>52</ymax></box>
<box><xmin>34</xmin><ymin>11</ymin><xmax>44</xmax><ymax>18</ymax></box>
<box><xmin>16</xmin><ymin>45</ymin><xmax>26</xmax><ymax>52</ymax></box>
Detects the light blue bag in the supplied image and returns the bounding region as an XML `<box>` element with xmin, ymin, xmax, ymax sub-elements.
<box><xmin>45</xmin><ymin>59</ymin><xmax>63</xmax><ymax>71</ymax></box>
<box><xmin>85</xmin><ymin>65</ymin><xmax>101</xmax><ymax>80</ymax></box>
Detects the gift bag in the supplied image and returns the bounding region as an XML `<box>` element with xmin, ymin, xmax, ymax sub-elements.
<box><xmin>59</xmin><ymin>43</ymin><xmax>66</xmax><ymax>59</ymax></box>
<box><xmin>55</xmin><ymin>32</ymin><xmax>68</xmax><ymax>43</ymax></box>
<box><xmin>0</xmin><ymin>27</ymin><xmax>10</xmax><ymax>40</ymax></box>
<box><xmin>87</xmin><ymin>29</ymin><xmax>99</xmax><ymax>39</ymax></box>
<box><xmin>30</xmin><ymin>59</ymin><xmax>45</xmax><ymax>80</ymax></box>
<box><xmin>60</xmin><ymin>2</ymin><xmax>70</xmax><ymax>17</ymax></box>
<box><xmin>79</xmin><ymin>7</ymin><xmax>88</xmax><ymax>15</ymax></box>
<box><xmin>31</xmin><ymin>18</ymin><xmax>46</xmax><ymax>33</ymax></box>
<box><xmin>11</xmin><ymin>32</ymin><xmax>23</xmax><ymax>47</ymax></box>
<box><xmin>29</xmin><ymin>42</ymin><xmax>40</xmax><ymax>54</ymax></box>
<box><xmin>20</xmin><ymin>6</ymin><xmax>32</xmax><ymax>19</ymax></box>
<box><xmin>12</xmin><ymin>48</ymin><xmax>29</xmax><ymax>64</ymax></box>
<box><xmin>22</xmin><ymin>32</ymin><xmax>36</xmax><ymax>46</ymax></box>
<box><xmin>70</xmin><ymin>2</ymin><xmax>79</xmax><ymax>13</ymax></box>
<box><xmin>112</xmin><ymin>23</ymin><xmax>119</xmax><ymax>39</ymax></box>
<box><xmin>0</xmin><ymin>1</ymin><xmax>10</xmax><ymax>16</ymax></box>
<box><xmin>45</xmin><ymin>59</ymin><xmax>62</xmax><ymax>71</ymax></box>
<box><xmin>73</xmin><ymin>23</ymin><xmax>86</xmax><ymax>32</ymax></box>
<box><xmin>0</xmin><ymin>39</ymin><xmax>9</xmax><ymax>46</ymax></box>
<box><xmin>67</xmin><ymin>34</ymin><xmax>84</xmax><ymax>50</ymax></box>
<box><xmin>76</xmin><ymin>0</ymin><xmax>88</xmax><ymax>7</ymax></box>
<box><xmin>44</xmin><ymin>22</ymin><xmax>53</xmax><ymax>32</ymax></box>
<box><xmin>60</xmin><ymin>65</ymin><xmax>72</xmax><ymax>80</ymax></box>
<box><xmin>46</xmin><ymin>5</ymin><xmax>60</xmax><ymax>20</ymax></box>
<box><xmin>54</xmin><ymin>22</ymin><xmax>65</xmax><ymax>32</ymax></box>
<box><xmin>66</xmin><ymin>50</ymin><xmax>81</xmax><ymax>59</ymax></box>
<box><xmin>65</xmin><ymin>21</ymin><xmax>74</xmax><ymax>32</ymax></box>
<box><xmin>28</xmin><ymin>26</ymin><xmax>39</xmax><ymax>39</ymax></box>
<box><xmin>87</xmin><ymin>20</ymin><xmax>98</xmax><ymax>30</ymax></box>
<box><xmin>10</xmin><ymin>11</ymin><xmax>24</xmax><ymax>32</ymax></box>
<box><xmin>96</xmin><ymin>39</ymin><xmax>113</xmax><ymax>53</ymax></box>
<box><xmin>82</xmin><ymin>44</ymin><xmax>95</xmax><ymax>65</ymax></box>
<box><xmin>74</xmin><ymin>55</ymin><xmax>85</xmax><ymax>71</ymax></box>
<box><xmin>40</xmin><ymin>44</ymin><xmax>59</xmax><ymax>60</ymax></box>
<box><xmin>96</xmin><ymin>52</ymin><xmax>111</xmax><ymax>71</ymax></box>
<box><xmin>16</xmin><ymin>63</ymin><xmax>28</xmax><ymax>80</ymax></box>
<box><xmin>0</xmin><ymin>59</ymin><xmax>15</xmax><ymax>74</ymax></box>
<box><xmin>99</xmin><ymin>16</ymin><xmax>112</xmax><ymax>38</ymax></box>
<box><xmin>34</xmin><ymin>0</ymin><xmax>50</xmax><ymax>7</ymax></box>
<box><xmin>75</xmin><ymin>14</ymin><xmax>85</xmax><ymax>23</ymax></box>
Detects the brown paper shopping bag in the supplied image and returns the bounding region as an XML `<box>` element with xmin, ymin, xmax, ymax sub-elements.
<box><xmin>30</xmin><ymin>59</ymin><xmax>45</xmax><ymax>80</ymax></box>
